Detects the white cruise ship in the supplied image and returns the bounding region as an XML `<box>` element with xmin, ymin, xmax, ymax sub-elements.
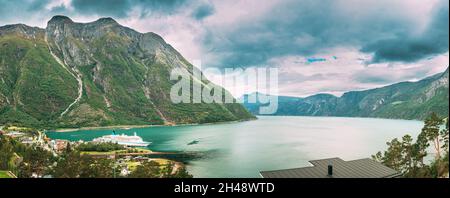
<box><xmin>92</xmin><ymin>132</ymin><xmax>150</xmax><ymax>147</ymax></box>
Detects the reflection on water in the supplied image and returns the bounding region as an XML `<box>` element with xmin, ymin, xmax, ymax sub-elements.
<box><xmin>47</xmin><ymin>116</ymin><xmax>423</xmax><ymax>178</ymax></box>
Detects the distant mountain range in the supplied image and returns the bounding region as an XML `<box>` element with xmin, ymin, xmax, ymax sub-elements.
<box><xmin>0</xmin><ymin>16</ymin><xmax>254</xmax><ymax>128</ymax></box>
<box><xmin>241</xmin><ymin>67</ymin><xmax>449</xmax><ymax>120</ymax></box>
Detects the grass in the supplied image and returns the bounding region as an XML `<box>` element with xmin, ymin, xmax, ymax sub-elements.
<box><xmin>0</xmin><ymin>170</ymin><xmax>14</xmax><ymax>178</ymax></box>
<box><xmin>126</xmin><ymin>161</ymin><xmax>141</xmax><ymax>171</ymax></box>
<box><xmin>5</xmin><ymin>126</ymin><xmax>30</xmax><ymax>131</ymax></box>
<box><xmin>125</xmin><ymin>159</ymin><xmax>172</xmax><ymax>172</ymax></box>
<box><xmin>80</xmin><ymin>148</ymin><xmax>152</xmax><ymax>155</ymax></box>
<box><xmin>151</xmin><ymin>158</ymin><xmax>171</xmax><ymax>165</ymax></box>
<box><xmin>80</xmin><ymin>149</ymin><xmax>128</xmax><ymax>155</ymax></box>
<box><xmin>130</xmin><ymin>148</ymin><xmax>152</xmax><ymax>153</ymax></box>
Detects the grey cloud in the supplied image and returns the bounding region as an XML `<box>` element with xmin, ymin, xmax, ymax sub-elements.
<box><xmin>27</xmin><ymin>0</ymin><xmax>51</xmax><ymax>12</ymax></box>
<box><xmin>351</xmin><ymin>66</ymin><xmax>431</xmax><ymax>84</ymax></box>
<box><xmin>1</xmin><ymin>0</ymin><xmax>208</xmax><ymax>26</ymax></box>
<box><xmin>134</xmin><ymin>0</ymin><xmax>191</xmax><ymax>18</ymax></box>
<box><xmin>71</xmin><ymin>0</ymin><xmax>132</xmax><ymax>18</ymax></box>
<box><xmin>279</xmin><ymin>72</ymin><xmax>328</xmax><ymax>84</ymax></box>
<box><xmin>49</xmin><ymin>4</ymin><xmax>70</xmax><ymax>14</ymax></box>
<box><xmin>1</xmin><ymin>0</ymin><xmax>448</xmax><ymax>70</ymax></box>
<box><xmin>362</xmin><ymin>0</ymin><xmax>449</xmax><ymax>63</ymax></box>
<box><xmin>71</xmin><ymin>0</ymin><xmax>192</xmax><ymax>18</ymax></box>
<box><xmin>0</xmin><ymin>0</ymin><xmax>48</xmax><ymax>20</ymax></box>
<box><xmin>202</xmin><ymin>0</ymin><xmax>448</xmax><ymax>68</ymax></box>
<box><xmin>192</xmin><ymin>3</ymin><xmax>214</xmax><ymax>20</ymax></box>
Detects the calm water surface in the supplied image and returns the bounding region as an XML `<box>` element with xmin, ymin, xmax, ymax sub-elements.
<box><xmin>46</xmin><ymin>116</ymin><xmax>423</xmax><ymax>178</ymax></box>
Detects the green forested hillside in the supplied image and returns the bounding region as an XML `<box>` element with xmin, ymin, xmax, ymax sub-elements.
<box><xmin>0</xmin><ymin>16</ymin><xmax>254</xmax><ymax>128</ymax></box>
<box><xmin>242</xmin><ymin>68</ymin><xmax>449</xmax><ymax>120</ymax></box>
<box><xmin>0</xmin><ymin>24</ymin><xmax>78</xmax><ymax>127</ymax></box>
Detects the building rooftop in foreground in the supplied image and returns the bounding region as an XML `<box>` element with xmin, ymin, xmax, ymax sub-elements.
<box><xmin>260</xmin><ymin>157</ymin><xmax>402</xmax><ymax>178</ymax></box>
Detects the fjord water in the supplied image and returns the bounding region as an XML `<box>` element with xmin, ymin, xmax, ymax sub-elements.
<box><xmin>46</xmin><ymin>116</ymin><xmax>423</xmax><ymax>178</ymax></box>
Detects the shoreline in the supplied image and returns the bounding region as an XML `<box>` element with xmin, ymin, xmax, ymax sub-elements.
<box><xmin>49</xmin><ymin>118</ymin><xmax>257</xmax><ymax>133</ymax></box>
<box><xmin>51</xmin><ymin>124</ymin><xmax>161</xmax><ymax>133</ymax></box>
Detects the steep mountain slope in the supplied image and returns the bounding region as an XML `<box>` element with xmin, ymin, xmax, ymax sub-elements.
<box><xmin>242</xmin><ymin>68</ymin><xmax>449</xmax><ymax>120</ymax></box>
<box><xmin>0</xmin><ymin>16</ymin><xmax>254</xmax><ymax>128</ymax></box>
<box><xmin>0</xmin><ymin>24</ymin><xmax>79</xmax><ymax>126</ymax></box>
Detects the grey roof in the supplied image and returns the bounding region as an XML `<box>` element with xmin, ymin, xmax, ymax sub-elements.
<box><xmin>260</xmin><ymin>158</ymin><xmax>402</xmax><ymax>178</ymax></box>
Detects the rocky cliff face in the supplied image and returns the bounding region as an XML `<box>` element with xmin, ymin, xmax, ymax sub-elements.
<box><xmin>242</xmin><ymin>68</ymin><xmax>449</xmax><ymax>120</ymax></box>
<box><xmin>0</xmin><ymin>16</ymin><xmax>254</xmax><ymax>128</ymax></box>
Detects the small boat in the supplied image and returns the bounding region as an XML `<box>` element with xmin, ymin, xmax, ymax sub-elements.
<box><xmin>187</xmin><ymin>140</ymin><xmax>199</xmax><ymax>145</ymax></box>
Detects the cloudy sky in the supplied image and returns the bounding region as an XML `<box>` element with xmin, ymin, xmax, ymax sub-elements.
<box><xmin>0</xmin><ymin>0</ymin><xmax>448</xmax><ymax>97</ymax></box>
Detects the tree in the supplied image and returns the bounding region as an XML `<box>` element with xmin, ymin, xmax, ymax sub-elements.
<box><xmin>53</xmin><ymin>151</ymin><xmax>83</xmax><ymax>178</ymax></box>
<box><xmin>382</xmin><ymin>138</ymin><xmax>404</xmax><ymax>171</ymax></box>
<box><xmin>0</xmin><ymin>135</ymin><xmax>14</xmax><ymax>170</ymax></box>
<box><xmin>373</xmin><ymin>113</ymin><xmax>449</xmax><ymax>178</ymax></box>
<box><xmin>413</xmin><ymin>132</ymin><xmax>429</xmax><ymax>168</ymax></box>
<box><xmin>372</xmin><ymin>151</ymin><xmax>383</xmax><ymax>163</ymax></box>
<box><xmin>401</xmin><ymin>135</ymin><xmax>413</xmax><ymax>173</ymax></box>
<box><xmin>128</xmin><ymin>161</ymin><xmax>161</xmax><ymax>178</ymax></box>
<box><xmin>79</xmin><ymin>156</ymin><xmax>115</xmax><ymax>178</ymax></box>
<box><xmin>161</xmin><ymin>162</ymin><xmax>174</xmax><ymax>178</ymax></box>
<box><xmin>172</xmin><ymin>166</ymin><xmax>193</xmax><ymax>178</ymax></box>
<box><xmin>77</xmin><ymin>142</ymin><xmax>124</xmax><ymax>152</ymax></box>
<box><xmin>160</xmin><ymin>162</ymin><xmax>193</xmax><ymax>178</ymax></box>
<box><xmin>440</xmin><ymin>118</ymin><xmax>449</xmax><ymax>157</ymax></box>
<box><xmin>17</xmin><ymin>147</ymin><xmax>53</xmax><ymax>178</ymax></box>
<box><xmin>52</xmin><ymin>150</ymin><xmax>118</xmax><ymax>178</ymax></box>
<box><xmin>422</xmin><ymin>113</ymin><xmax>444</xmax><ymax>159</ymax></box>
<box><xmin>65</xmin><ymin>142</ymin><xmax>72</xmax><ymax>153</ymax></box>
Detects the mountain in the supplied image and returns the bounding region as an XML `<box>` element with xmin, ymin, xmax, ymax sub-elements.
<box><xmin>241</xmin><ymin>68</ymin><xmax>449</xmax><ymax>120</ymax></box>
<box><xmin>0</xmin><ymin>16</ymin><xmax>254</xmax><ymax>128</ymax></box>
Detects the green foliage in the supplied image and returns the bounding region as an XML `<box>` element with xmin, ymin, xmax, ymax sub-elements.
<box><xmin>0</xmin><ymin>135</ymin><xmax>14</xmax><ymax>170</ymax></box>
<box><xmin>161</xmin><ymin>162</ymin><xmax>193</xmax><ymax>178</ymax></box>
<box><xmin>0</xmin><ymin>107</ymin><xmax>43</xmax><ymax>128</ymax></box>
<box><xmin>77</xmin><ymin>142</ymin><xmax>125</xmax><ymax>152</ymax></box>
<box><xmin>1</xmin><ymin>133</ymin><xmax>192</xmax><ymax>178</ymax></box>
<box><xmin>0</xmin><ymin>171</ymin><xmax>13</xmax><ymax>178</ymax></box>
<box><xmin>128</xmin><ymin>161</ymin><xmax>161</xmax><ymax>178</ymax></box>
<box><xmin>16</xmin><ymin>146</ymin><xmax>54</xmax><ymax>178</ymax></box>
<box><xmin>0</xmin><ymin>134</ymin><xmax>54</xmax><ymax>177</ymax></box>
<box><xmin>422</xmin><ymin>113</ymin><xmax>445</xmax><ymax>158</ymax></box>
<box><xmin>52</xmin><ymin>151</ymin><xmax>116</xmax><ymax>178</ymax></box>
<box><xmin>373</xmin><ymin>113</ymin><xmax>449</xmax><ymax>178</ymax></box>
<box><xmin>440</xmin><ymin>118</ymin><xmax>449</xmax><ymax>156</ymax></box>
<box><xmin>171</xmin><ymin>166</ymin><xmax>193</xmax><ymax>178</ymax></box>
<box><xmin>128</xmin><ymin>161</ymin><xmax>193</xmax><ymax>178</ymax></box>
<box><xmin>0</xmin><ymin>32</ymin><xmax>77</xmax><ymax>128</ymax></box>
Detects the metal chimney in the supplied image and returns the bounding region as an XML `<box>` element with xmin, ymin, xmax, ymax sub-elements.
<box><xmin>327</xmin><ymin>165</ymin><xmax>333</xmax><ymax>176</ymax></box>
